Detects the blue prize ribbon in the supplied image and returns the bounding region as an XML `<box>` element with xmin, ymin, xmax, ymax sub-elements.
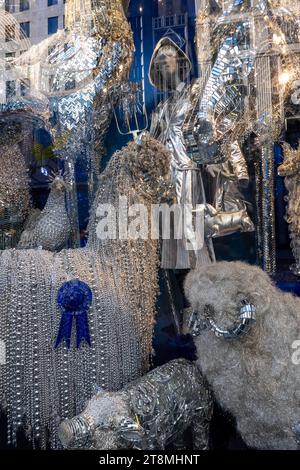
<box><xmin>55</xmin><ymin>279</ymin><xmax>92</xmax><ymax>349</ymax></box>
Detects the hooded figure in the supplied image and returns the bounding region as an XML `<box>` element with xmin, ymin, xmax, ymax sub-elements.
<box><xmin>150</xmin><ymin>37</ymin><xmax>214</xmax><ymax>270</ymax></box>
<box><xmin>149</xmin><ymin>25</ymin><xmax>254</xmax><ymax>270</ymax></box>
<box><xmin>149</xmin><ymin>37</ymin><xmax>192</xmax><ymax>92</ymax></box>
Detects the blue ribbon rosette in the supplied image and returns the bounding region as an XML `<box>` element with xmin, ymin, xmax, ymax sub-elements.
<box><xmin>55</xmin><ymin>279</ymin><xmax>92</xmax><ymax>349</ymax></box>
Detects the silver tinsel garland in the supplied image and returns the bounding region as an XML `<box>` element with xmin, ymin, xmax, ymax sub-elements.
<box><xmin>0</xmin><ymin>144</ymin><xmax>31</xmax><ymax>250</ymax></box>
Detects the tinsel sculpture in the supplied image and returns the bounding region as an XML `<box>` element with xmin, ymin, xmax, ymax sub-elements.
<box><xmin>0</xmin><ymin>134</ymin><xmax>172</xmax><ymax>449</ymax></box>
<box><xmin>184</xmin><ymin>261</ymin><xmax>300</xmax><ymax>450</ymax></box>
<box><xmin>58</xmin><ymin>359</ymin><xmax>213</xmax><ymax>450</ymax></box>
<box><xmin>18</xmin><ymin>175</ymin><xmax>71</xmax><ymax>252</ymax></box>
<box><xmin>278</xmin><ymin>142</ymin><xmax>300</xmax><ymax>275</ymax></box>
<box><xmin>194</xmin><ymin>0</ymin><xmax>300</xmax><ymax>273</ymax></box>
<box><xmin>0</xmin><ymin>144</ymin><xmax>31</xmax><ymax>249</ymax></box>
<box><xmin>149</xmin><ymin>5</ymin><xmax>257</xmax><ymax>269</ymax></box>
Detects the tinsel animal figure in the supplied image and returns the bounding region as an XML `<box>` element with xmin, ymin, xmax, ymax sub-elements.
<box><xmin>0</xmin><ymin>134</ymin><xmax>173</xmax><ymax>449</ymax></box>
<box><xmin>278</xmin><ymin>142</ymin><xmax>300</xmax><ymax>275</ymax></box>
<box><xmin>18</xmin><ymin>175</ymin><xmax>71</xmax><ymax>252</ymax></box>
<box><xmin>184</xmin><ymin>261</ymin><xmax>300</xmax><ymax>450</ymax></box>
<box><xmin>58</xmin><ymin>359</ymin><xmax>213</xmax><ymax>450</ymax></box>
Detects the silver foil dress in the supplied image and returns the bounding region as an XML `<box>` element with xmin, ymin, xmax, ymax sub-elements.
<box><xmin>150</xmin><ymin>83</ymin><xmax>215</xmax><ymax>269</ymax></box>
<box><xmin>149</xmin><ymin>31</ymin><xmax>254</xmax><ymax>269</ymax></box>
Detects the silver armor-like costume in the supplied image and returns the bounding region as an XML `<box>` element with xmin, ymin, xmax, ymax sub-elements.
<box><xmin>149</xmin><ymin>38</ymin><xmax>215</xmax><ymax>269</ymax></box>
<box><xmin>149</xmin><ymin>29</ymin><xmax>254</xmax><ymax>269</ymax></box>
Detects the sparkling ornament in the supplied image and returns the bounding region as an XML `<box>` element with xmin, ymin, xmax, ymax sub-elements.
<box><xmin>278</xmin><ymin>141</ymin><xmax>300</xmax><ymax>275</ymax></box>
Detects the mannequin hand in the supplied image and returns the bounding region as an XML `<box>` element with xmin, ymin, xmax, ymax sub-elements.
<box><xmin>204</xmin><ymin>205</ymin><xmax>254</xmax><ymax>238</ymax></box>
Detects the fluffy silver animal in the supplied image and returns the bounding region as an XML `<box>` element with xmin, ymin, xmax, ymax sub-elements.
<box><xmin>58</xmin><ymin>358</ymin><xmax>213</xmax><ymax>450</ymax></box>
<box><xmin>184</xmin><ymin>261</ymin><xmax>300</xmax><ymax>450</ymax></box>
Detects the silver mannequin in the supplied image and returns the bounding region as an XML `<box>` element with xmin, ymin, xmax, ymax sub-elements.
<box><xmin>149</xmin><ymin>37</ymin><xmax>254</xmax><ymax>269</ymax></box>
<box><xmin>150</xmin><ymin>38</ymin><xmax>215</xmax><ymax>269</ymax></box>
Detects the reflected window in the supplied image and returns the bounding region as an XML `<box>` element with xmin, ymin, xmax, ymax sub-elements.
<box><xmin>20</xmin><ymin>22</ymin><xmax>30</xmax><ymax>38</ymax></box>
<box><xmin>165</xmin><ymin>16</ymin><xmax>174</xmax><ymax>27</ymax></box>
<box><xmin>177</xmin><ymin>14</ymin><xmax>185</xmax><ymax>26</ymax></box>
<box><xmin>6</xmin><ymin>80</ymin><xmax>16</xmax><ymax>100</ymax></box>
<box><xmin>48</xmin><ymin>44</ymin><xmax>57</xmax><ymax>56</ymax></box>
<box><xmin>5</xmin><ymin>0</ymin><xmax>15</xmax><ymax>13</ymax></box>
<box><xmin>48</xmin><ymin>16</ymin><xmax>58</xmax><ymax>35</ymax></box>
<box><xmin>20</xmin><ymin>0</ymin><xmax>30</xmax><ymax>11</ymax></box>
<box><xmin>154</xmin><ymin>18</ymin><xmax>162</xmax><ymax>29</ymax></box>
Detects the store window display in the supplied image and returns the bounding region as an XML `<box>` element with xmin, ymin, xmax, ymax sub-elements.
<box><xmin>0</xmin><ymin>0</ymin><xmax>300</xmax><ymax>456</ymax></box>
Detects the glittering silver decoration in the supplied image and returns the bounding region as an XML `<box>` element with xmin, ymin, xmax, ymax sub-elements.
<box><xmin>48</xmin><ymin>0</ymin><xmax>134</xmax><ymax>242</ymax></box>
<box><xmin>278</xmin><ymin>142</ymin><xmax>300</xmax><ymax>275</ymax></box>
<box><xmin>150</xmin><ymin>31</ymin><xmax>254</xmax><ymax>269</ymax></box>
<box><xmin>189</xmin><ymin>301</ymin><xmax>256</xmax><ymax>340</ymax></box>
<box><xmin>193</xmin><ymin>0</ymin><xmax>300</xmax><ymax>273</ymax></box>
<box><xmin>18</xmin><ymin>176</ymin><xmax>71</xmax><ymax>252</ymax></box>
<box><xmin>0</xmin><ymin>144</ymin><xmax>31</xmax><ymax>250</ymax></box>
<box><xmin>254</xmin><ymin>49</ymin><xmax>278</xmax><ymax>274</ymax></box>
<box><xmin>0</xmin><ymin>135</ymin><xmax>170</xmax><ymax>449</ymax></box>
<box><xmin>186</xmin><ymin>0</ymin><xmax>255</xmax><ymax>165</ymax></box>
<box><xmin>190</xmin><ymin>5</ymin><xmax>254</xmax><ymax>188</ymax></box>
<box><xmin>1</xmin><ymin>0</ymin><xmax>134</xmax><ymax>247</ymax></box>
<box><xmin>58</xmin><ymin>359</ymin><xmax>213</xmax><ymax>450</ymax></box>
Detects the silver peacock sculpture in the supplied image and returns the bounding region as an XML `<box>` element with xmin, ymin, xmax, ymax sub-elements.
<box><xmin>18</xmin><ymin>175</ymin><xmax>71</xmax><ymax>251</ymax></box>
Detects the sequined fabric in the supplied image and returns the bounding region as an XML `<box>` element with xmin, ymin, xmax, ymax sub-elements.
<box><xmin>278</xmin><ymin>142</ymin><xmax>300</xmax><ymax>275</ymax></box>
